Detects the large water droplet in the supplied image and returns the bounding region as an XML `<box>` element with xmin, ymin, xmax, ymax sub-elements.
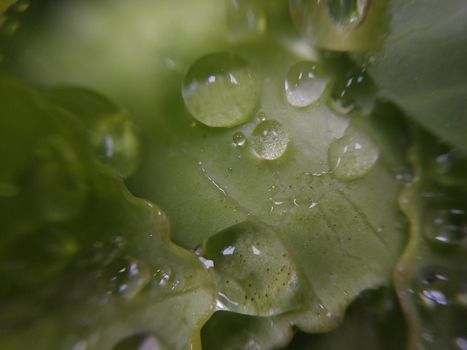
<box><xmin>93</xmin><ymin>114</ymin><xmax>140</xmax><ymax>178</ymax></box>
<box><xmin>200</xmin><ymin>221</ymin><xmax>304</xmax><ymax>316</ymax></box>
<box><xmin>328</xmin><ymin>131</ymin><xmax>379</xmax><ymax>180</ymax></box>
<box><xmin>251</xmin><ymin>120</ymin><xmax>289</xmax><ymax>160</ymax></box>
<box><xmin>226</xmin><ymin>0</ymin><xmax>267</xmax><ymax>40</ymax></box>
<box><xmin>424</xmin><ymin>207</ymin><xmax>467</xmax><ymax>246</ymax></box>
<box><xmin>182</xmin><ymin>52</ymin><xmax>260</xmax><ymax>128</ymax></box>
<box><xmin>285</xmin><ymin>61</ymin><xmax>328</xmax><ymax>107</ymax></box>
<box><xmin>108</xmin><ymin>257</ymin><xmax>151</xmax><ymax>299</ymax></box>
<box><xmin>325</xmin><ymin>0</ymin><xmax>370</xmax><ymax>26</ymax></box>
<box><xmin>112</xmin><ymin>333</ymin><xmax>166</xmax><ymax>350</ymax></box>
<box><xmin>232</xmin><ymin>131</ymin><xmax>247</xmax><ymax>147</ymax></box>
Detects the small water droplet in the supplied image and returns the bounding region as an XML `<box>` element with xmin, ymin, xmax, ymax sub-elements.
<box><xmin>153</xmin><ymin>266</ymin><xmax>172</xmax><ymax>287</ymax></box>
<box><xmin>93</xmin><ymin>114</ymin><xmax>140</xmax><ymax>178</ymax></box>
<box><xmin>285</xmin><ymin>61</ymin><xmax>328</xmax><ymax>107</ymax></box>
<box><xmin>232</xmin><ymin>131</ymin><xmax>247</xmax><ymax>147</ymax></box>
<box><xmin>226</xmin><ymin>0</ymin><xmax>267</xmax><ymax>40</ymax></box>
<box><xmin>112</xmin><ymin>333</ymin><xmax>166</xmax><ymax>350</ymax></box>
<box><xmin>328</xmin><ymin>131</ymin><xmax>379</xmax><ymax>180</ymax></box>
<box><xmin>424</xmin><ymin>207</ymin><xmax>467</xmax><ymax>246</ymax></box>
<box><xmin>325</xmin><ymin>0</ymin><xmax>370</xmax><ymax>26</ymax></box>
<box><xmin>108</xmin><ymin>257</ymin><xmax>150</xmax><ymax>299</ymax></box>
<box><xmin>182</xmin><ymin>52</ymin><xmax>260</xmax><ymax>128</ymax></box>
<box><xmin>429</xmin><ymin>148</ymin><xmax>467</xmax><ymax>188</ymax></box>
<box><xmin>414</xmin><ymin>267</ymin><xmax>467</xmax><ymax>310</ymax></box>
<box><xmin>257</xmin><ymin>111</ymin><xmax>267</xmax><ymax>122</ymax></box>
<box><xmin>251</xmin><ymin>120</ymin><xmax>289</xmax><ymax>160</ymax></box>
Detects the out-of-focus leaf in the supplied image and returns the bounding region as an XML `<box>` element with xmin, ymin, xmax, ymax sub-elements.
<box><xmin>0</xmin><ymin>75</ymin><xmax>217</xmax><ymax>350</ymax></box>
<box><xmin>0</xmin><ymin>0</ymin><xmax>16</xmax><ymax>14</ymax></box>
<box><xmin>395</xmin><ymin>129</ymin><xmax>467</xmax><ymax>350</ymax></box>
<box><xmin>357</xmin><ymin>0</ymin><xmax>467</xmax><ymax>153</ymax></box>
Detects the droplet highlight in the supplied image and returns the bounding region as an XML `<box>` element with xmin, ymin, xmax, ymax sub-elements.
<box><xmin>424</xmin><ymin>207</ymin><xmax>466</xmax><ymax>246</ymax></box>
<box><xmin>285</xmin><ymin>61</ymin><xmax>328</xmax><ymax>107</ymax></box>
<box><xmin>251</xmin><ymin>120</ymin><xmax>289</xmax><ymax>160</ymax></box>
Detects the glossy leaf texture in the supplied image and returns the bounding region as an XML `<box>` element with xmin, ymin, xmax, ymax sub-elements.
<box><xmin>0</xmin><ymin>75</ymin><xmax>217</xmax><ymax>350</ymax></box>
<box><xmin>394</xmin><ymin>128</ymin><xmax>467</xmax><ymax>350</ymax></box>
<box><xmin>357</xmin><ymin>0</ymin><xmax>467</xmax><ymax>153</ymax></box>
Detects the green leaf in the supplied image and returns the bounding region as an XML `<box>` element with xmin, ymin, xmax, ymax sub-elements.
<box><xmin>357</xmin><ymin>0</ymin><xmax>467</xmax><ymax>152</ymax></box>
<box><xmin>0</xmin><ymin>75</ymin><xmax>217</xmax><ymax>350</ymax></box>
<box><xmin>129</xmin><ymin>42</ymin><xmax>409</xmax><ymax>346</ymax></box>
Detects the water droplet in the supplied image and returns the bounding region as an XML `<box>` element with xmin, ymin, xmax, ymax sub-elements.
<box><xmin>182</xmin><ymin>52</ymin><xmax>260</xmax><ymax>127</ymax></box>
<box><xmin>153</xmin><ymin>266</ymin><xmax>172</xmax><ymax>287</ymax></box>
<box><xmin>226</xmin><ymin>0</ymin><xmax>267</xmax><ymax>40</ymax></box>
<box><xmin>429</xmin><ymin>148</ymin><xmax>467</xmax><ymax>188</ymax></box>
<box><xmin>424</xmin><ymin>206</ymin><xmax>467</xmax><ymax>246</ymax></box>
<box><xmin>232</xmin><ymin>131</ymin><xmax>247</xmax><ymax>147</ymax></box>
<box><xmin>251</xmin><ymin>120</ymin><xmax>289</xmax><ymax>160</ymax></box>
<box><xmin>201</xmin><ymin>221</ymin><xmax>304</xmax><ymax>316</ymax></box>
<box><xmin>108</xmin><ymin>257</ymin><xmax>150</xmax><ymax>299</ymax></box>
<box><xmin>328</xmin><ymin>69</ymin><xmax>376</xmax><ymax>115</ymax></box>
<box><xmin>285</xmin><ymin>61</ymin><xmax>328</xmax><ymax>107</ymax></box>
<box><xmin>112</xmin><ymin>333</ymin><xmax>166</xmax><ymax>350</ymax></box>
<box><xmin>325</xmin><ymin>0</ymin><xmax>370</xmax><ymax>26</ymax></box>
<box><xmin>328</xmin><ymin>132</ymin><xmax>379</xmax><ymax>180</ymax></box>
<box><xmin>93</xmin><ymin>114</ymin><xmax>140</xmax><ymax>178</ymax></box>
<box><xmin>414</xmin><ymin>267</ymin><xmax>467</xmax><ymax>310</ymax></box>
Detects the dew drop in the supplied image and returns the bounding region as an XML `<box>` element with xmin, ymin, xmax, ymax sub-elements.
<box><xmin>108</xmin><ymin>257</ymin><xmax>151</xmax><ymax>299</ymax></box>
<box><xmin>429</xmin><ymin>148</ymin><xmax>467</xmax><ymax>188</ymax></box>
<box><xmin>153</xmin><ymin>266</ymin><xmax>172</xmax><ymax>287</ymax></box>
<box><xmin>251</xmin><ymin>120</ymin><xmax>289</xmax><ymax>160</ymax></box>
<box><xmin>112</xmin><ymin>333</ymin><xmax>166</xmax><ymax>350</ymax></box>
<box><xmin>285</xmin><ymin>61</ymin><xmax>328</xmax><ymax>107</ymax></box>
<box><xmin>200</xmin><ymin>221</ymin><xmax>303</xmax><ymax>316</ymax></box>
<box><xmin>226</xmin><ymin>0</ymin><xmax>267</xmax><ymax>40</ymax></box>
<box><xmin>232</xmin><ymin>131</ymin><xmax>247</xmax><ymax>147</ymax></box>
<box><xmin>325</xmin><ymin>0</ymin><xmax>370</xmax><ymax>26</ymax></box>
<box><xmin>182</xmin><ymin>52</ymin><xmax>260</xmax><ymax>128</ymax></box>
<box><xmin>414</xmin><ymin>266</ymin><xmax>467</xmax><ymax>310</ymax></box>
<box><xmin>424</xmin><ymin>207</ymin><xmax>467</xmax><ymax>246</ymax></box>
<box><xmin>328</xmin><ymin>132</ymin><xmax>379</xmax><ymax>180</ymax></box>
<box><xmin>93</xmin><ymin>114</ymin><xmax>140</xmax><ymax>178</ymax></box>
